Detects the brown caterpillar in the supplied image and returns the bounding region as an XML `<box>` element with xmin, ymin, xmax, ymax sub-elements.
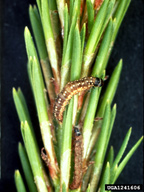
<box><xmin>54</xmin><ymin>77</ymin><xmax>104</xmax><ymax>122</ymax></box>
<box><xmin>69</xmin><ymin>127</ymin><xmax>83</xmax><ymax>189</ymax></box>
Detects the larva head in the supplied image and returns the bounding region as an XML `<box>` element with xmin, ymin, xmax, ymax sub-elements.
<box><xmin>94</xmin><ymin>78</ymin><xmax>104</xmax><ymax>87</ymax></box>
<box><xmin>74</xmin><ymin>127</ymin><xmax>81</xmax><ymax>136</ymax></box>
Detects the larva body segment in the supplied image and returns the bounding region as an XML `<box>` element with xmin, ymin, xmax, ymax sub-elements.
<box><xmin>54</xmin><ymin>77</ymin><xmax>103</xmax><ymax>122</ymax></box>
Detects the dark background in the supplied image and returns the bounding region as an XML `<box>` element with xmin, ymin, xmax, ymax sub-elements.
<box><xmin>0</xmin><ymin>0</ymin><xmax>143</xmax><ymax>191</ymax></box>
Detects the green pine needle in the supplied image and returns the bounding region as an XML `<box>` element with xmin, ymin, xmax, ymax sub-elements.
<box><xmin>18</xmin><ymin>143</ymin><xmax>37</xmax><ymax>192</ymax></box>
<box><xmin>14</xmin><ymin>170</ymin><xmax>27</xmax><ymax>192</ymax></box>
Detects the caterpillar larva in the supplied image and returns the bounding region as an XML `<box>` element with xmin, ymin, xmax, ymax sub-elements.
<box><xmin>54</xmin><ymin>77</ymin><xmax>104</xmax><ymax>122</ymax></box>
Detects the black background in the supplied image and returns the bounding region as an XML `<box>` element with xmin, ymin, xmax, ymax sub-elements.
<box><xmin>0</xmin><ymin>0</ymin><xmax>143</xmax><ymax>191</ymax></box>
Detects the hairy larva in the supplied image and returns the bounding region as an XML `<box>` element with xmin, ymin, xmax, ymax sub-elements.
<box><xmin>54</xmin><ymin>77</ymin><xmax>104</xmax><ymax>122</ymax></box>
<box><xmin>69</xmin><ymin>127</ymin><xmax>83</xmax><ymax>189</ymax></box>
